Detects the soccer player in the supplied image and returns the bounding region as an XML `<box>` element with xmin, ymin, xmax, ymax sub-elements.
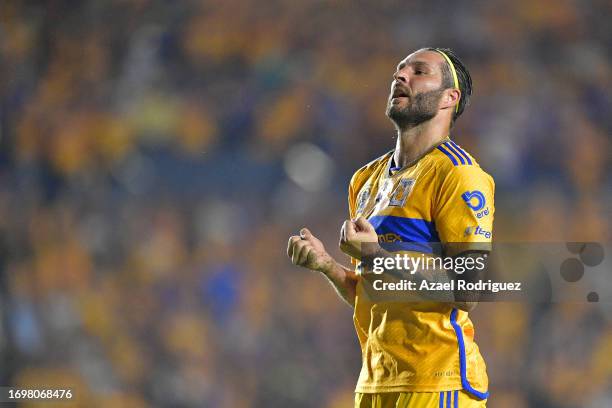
<box><xmin>287</xmin><ymin>48</ymin><xmax>494</xmax><ymax>407</ymax></box>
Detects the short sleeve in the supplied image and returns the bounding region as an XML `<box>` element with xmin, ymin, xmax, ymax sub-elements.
<box><xmin>434</xmin><ymin>165</ymin><xmax>495</xmax><ymax>255</ymax></box>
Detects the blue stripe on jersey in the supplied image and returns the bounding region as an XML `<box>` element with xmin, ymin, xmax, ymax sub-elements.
<box><xmin>444</xmin><ymin>142</ymin><xmax>466</xmax><ymax>165</ymax></box>
<box><xmin>450</xmin><ymin>308</ymin><xmax>490</xmax><ymax>400</ymax></box>
<box><xmin>368</xmin><ymin>215</ymin><xmax>439</xmax><ymax>253</ymax></box>
<box><xmin>449</xmin><ymin>141</ymin><xmax>473</xmax><ymax>165</ymax></box>
<box><xmin>437</xmin><ymin>145</ymin><xmax>459</xmax><ymax>166</ymax></box>
<box><xmin>446</xmin><ymin>391</ymin><xmax>451</xmax><ymax>408</ymax></box>
<box><xmin>454</xmin><ymin>390</ymin><xmax>459</xmax><ymax>408</ymax></box>
<box><xmin>439</xmin><ymin>392</ymin><xmax>444</xmax><ymax>408</ymax></box>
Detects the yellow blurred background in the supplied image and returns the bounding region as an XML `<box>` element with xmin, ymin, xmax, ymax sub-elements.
<box><xmin>0</xmin><ymin>0</ymin><xmax>610</xmax><ymax>407</ymax></box>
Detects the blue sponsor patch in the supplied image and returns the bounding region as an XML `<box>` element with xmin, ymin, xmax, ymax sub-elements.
<box><xmin>461</xmin><ymin>190</ymin><xmax>486</xmax><ymax>211</ymax></box>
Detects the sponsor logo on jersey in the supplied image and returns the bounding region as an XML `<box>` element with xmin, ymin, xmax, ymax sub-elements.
<box><xmin>464</xmin><ymin>225</ymin><xmax>492</xmax><ymax>239</ymax></box>
<box><xmin>475</xmin><ymin>207</ymin><xmax>489</xmax><ymax>218</ymax></box>
<box><xmin>461</xmin><ymin>190</ymin><xmax>486</xmax><ymax>211</ymax></box>
<box><xmin>378</xmin><ymin>233</ymin><xmax>402</xmax><ymax>243</ymax></box>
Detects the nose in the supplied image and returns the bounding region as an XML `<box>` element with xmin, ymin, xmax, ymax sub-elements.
<box><xmin>393</xmin><ymin>70</ymin><xmax>407</xmax><ymax>83</ymax></box>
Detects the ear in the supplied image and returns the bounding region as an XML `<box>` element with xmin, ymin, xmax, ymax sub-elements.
<box><xmin>441</xmin><ymin>88</ymin><xmax>461</xmax><ymax>111</ymax></box>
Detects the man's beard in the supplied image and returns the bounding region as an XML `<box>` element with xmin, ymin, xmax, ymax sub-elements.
<box><xmin>386</xmin><ymin>88</ymin><xmax>445</xmax><ymax>129</ymax></box>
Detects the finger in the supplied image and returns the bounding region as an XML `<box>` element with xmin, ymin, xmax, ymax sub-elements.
<box><xmin>287</xmin><ymin>236</ymin><xmax>300</xmax><ymax>258</ymax></box>
<box><xmin>354</xmin><ymin>216</ymin><xmax>373</xmax><ymax>232</ymax></box>
<box><xmin>300</xmin><ymin>228</ymin><xmax>313</xmax><ymax>240</ymax></box>
<box><xmin>291</xmin><ymin>240</ymin><xmax>305</xmax><ymax>264</ymax></box>
<box><xmin>297</xmin><ymin>244</ymin><xmax>312</xmax><ymax>266</ymax></box>
<box><xmin>292</xmin><ymin>241</ymin><xmax>307</xmax><ymax>265</ymax></box>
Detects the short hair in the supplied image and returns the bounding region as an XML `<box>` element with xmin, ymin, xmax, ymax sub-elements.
<box><xmin>424</xmin><ymin>47</ymin><xmax>472</xmax><ymax>125</ymax></box>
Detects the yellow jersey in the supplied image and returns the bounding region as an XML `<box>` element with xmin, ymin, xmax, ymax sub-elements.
<box><xmin>348</xmin><ymin>139</ymin><xmax>494</xmax><ymax>399</ymax></box>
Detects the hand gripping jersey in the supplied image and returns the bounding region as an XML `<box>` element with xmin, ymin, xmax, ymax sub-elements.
<box><xmin>348</xmin><ymin>139</ymin><xmax>494</xmax><ymax>398</ymax></box>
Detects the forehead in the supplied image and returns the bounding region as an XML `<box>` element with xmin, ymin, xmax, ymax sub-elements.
<box><xmin>396</xmin><ymin>50</ymin><xmax>445</xmax><ymax>71</ymax></box>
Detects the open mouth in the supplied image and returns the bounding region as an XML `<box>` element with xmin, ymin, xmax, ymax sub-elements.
<box><xmin>391</xmin><ymin>88</ymin><xmax>409</xmax><ymax>100</ymax></box>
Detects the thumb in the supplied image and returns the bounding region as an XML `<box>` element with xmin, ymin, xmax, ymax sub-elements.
<box><xmin>354</xmin><ymin>216</ymin><xmax>374</xmax><ymax>232</ymax></box>
<box><xmin>300</xmin><ymin>228</ymin><xmax>313</xmax><ymax>239</ymax></box>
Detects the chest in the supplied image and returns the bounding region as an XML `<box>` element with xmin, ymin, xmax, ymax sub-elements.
<box><xmin>356</xmin><ymin>169</ymin><xmax>436</xmax><ymax>219</ymax></box>
<box><xmin>356</xmin><ymin>168</ymin><xmax>440</xmax><ymax>247</ymax></box>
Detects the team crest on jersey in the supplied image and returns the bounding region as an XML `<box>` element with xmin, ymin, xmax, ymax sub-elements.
<box><xmin>356</xmin><ymin>184</ymin><xmax>371</xmax><ymax>214</ymax></box>
<box><xmin>389</xmin><ymin>178</ymin><xmax>415</xmax><ymax>207</ymax></box>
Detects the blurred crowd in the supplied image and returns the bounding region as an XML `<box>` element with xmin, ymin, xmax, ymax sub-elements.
<box><xmin>0</xmin><ymin>0</ymin><xmax>610</xmax><ymax>407</ymax></box>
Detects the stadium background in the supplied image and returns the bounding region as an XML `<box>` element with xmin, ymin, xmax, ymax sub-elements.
<box><xmin>0</xmin><ymin>1</ymin><xmax>610</xmax><ymax>407</ymax></box>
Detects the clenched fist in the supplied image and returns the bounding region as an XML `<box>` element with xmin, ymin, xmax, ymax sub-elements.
<box><xmin>287</xmin><ymin>228</ymin><xmax>334</xmax><ymax>273</ymax></box>
<box><xmin>339</xmin><ymin>216</ymin><xmax>380</xmax><ymax>259</ymax></box>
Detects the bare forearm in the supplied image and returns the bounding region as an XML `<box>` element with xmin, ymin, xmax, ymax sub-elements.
<box><xmin>319</xmin><ymin>260</ymin><xmax>358</xmax><ymax>307</ymax></box>
<box><xmin>287</xmin><ymin>228</ymin><xmax>358</xmax><ymax>307</ymax></box>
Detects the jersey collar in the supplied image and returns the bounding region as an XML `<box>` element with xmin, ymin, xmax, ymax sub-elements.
<box><xmin>386</xmin><ymin>136</ymin><xmax>451</xmax><ymax>177</ymax></box>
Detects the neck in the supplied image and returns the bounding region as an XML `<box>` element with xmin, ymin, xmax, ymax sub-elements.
<box><xmin>393</xmin><ymin>117</ymin><xmax>451</xmax><ymax>168</ymax></box>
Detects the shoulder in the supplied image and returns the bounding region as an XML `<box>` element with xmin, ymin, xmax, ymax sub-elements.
<box><xmin>432</xmin><ymin>140</ymin><xmax>494</xmax><ymax>187</ymax></box>
<box><xmin>349</xmin><ymin>150</ymin><xmax>392</xmax><ymax>190</ymax></box>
